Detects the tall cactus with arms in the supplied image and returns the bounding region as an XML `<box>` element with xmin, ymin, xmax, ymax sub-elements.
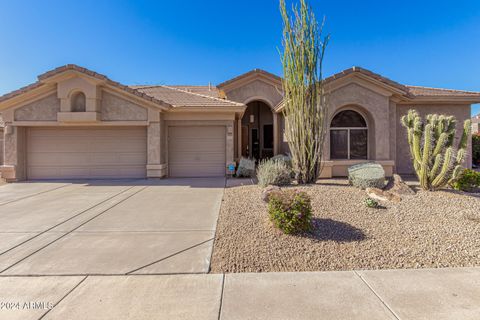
<box><xmin>401</xmin><ymin>109</ymin><xmax>470</xmax><ymax>191</ymax></box>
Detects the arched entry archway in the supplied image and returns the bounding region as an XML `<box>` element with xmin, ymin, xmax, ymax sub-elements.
<box><xmin>241</xmin><ymin>100</ymin><xmax>274</xmax><ymax>160</ymax></box>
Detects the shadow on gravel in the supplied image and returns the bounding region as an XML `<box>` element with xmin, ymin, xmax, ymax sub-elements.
<box><xmin>303</xmin><ymin>218</ymin><xmax>366</xmax><ymax>242</ymax></box>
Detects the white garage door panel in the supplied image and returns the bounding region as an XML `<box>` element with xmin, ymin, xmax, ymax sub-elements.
<box><xmin>168</xmin><ymin>126</ymin><xmax>226</xmax><ymax>177</ymax></box>
<box><xmin>27</xmin><ymin>127</ymin><xmax>147</xmax><ymax>179</ymax></box>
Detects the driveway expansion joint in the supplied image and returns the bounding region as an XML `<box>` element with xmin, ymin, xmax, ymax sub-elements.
<box><xmin>38</xmin><ymin>275</ymin><xmax>88</xmax><ymax>320</ymax></box>
<box><xmin>0</xmin><ymin>185</ymin><xmax>138</xmax><ymax>257</ymax></box>
<box><xmin>0</xmin><ymin>186</ymin><xmax>149</xmax><ymax>274</ymax></box>
<box><xmin>353</xmin><ymin>270</ymin><xmax>401</xmax><ymax>320</ymax></box>
<box><xmin>0</xmin><ymin>183</ymin><xmax>71</xmax><ymax>206</ymax></box>
<box><xmin>126</xmin><ymin>237</ymin><xmax>214</xmax><ymax>274</ymax></box>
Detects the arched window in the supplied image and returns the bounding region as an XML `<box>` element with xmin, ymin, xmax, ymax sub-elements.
<box><xmin>330</xmin><ymin>110</ymin><xmax>368</xmax><ymax>160</ymax></box>
<box><xmin>71</xmin><ymin>92</ymin><xmax>86</xmax><ymax>112</ymax></box>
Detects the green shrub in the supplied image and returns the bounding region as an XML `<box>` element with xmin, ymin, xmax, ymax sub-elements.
<box><xmin>257</xmin><ymin>158</ymin><xmax>293</xmax><ymax>188</ymax></box>
<box><xmin>473</xmin><ymin>135</ymin><xmax>480</xmax><ymax>165</ymax></box>
<box><xmin>451</xmin><ymin>169</ymin><xmax>480</xmax><ymax>192</ymax></box>
<box><xmin>236</xmin><ymin>157</ymin><xmax>256</xmax><ymax>177</ymax></box>
<box><xmin>364</xmin><ymin>197</ymin><xmax>379</xmax><ymax>208</ymax></box>
<box><xmin>268</xmin><ymin>190</ymin><xmax>312</xmax><ymax>234</ymax></box>
<box><xmin>348</xmin><ymin>163</ymin><xmax>385</xmax><ymax>189</ymax></box>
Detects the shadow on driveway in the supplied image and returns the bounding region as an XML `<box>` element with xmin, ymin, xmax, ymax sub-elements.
<box><xmin>21</xmin><ymin>177</ymin><xmax>226</xmax><ymax>189</ymax></box>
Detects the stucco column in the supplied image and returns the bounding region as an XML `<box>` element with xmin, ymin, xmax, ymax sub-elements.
<box><xmin>1</xmin><ymin>125</ymin><xmax>25</xmax><ymax>181</ymax></box>
<box><xmin>146</xmin><ymin>111</ymin><xmax>166</xmax><ymax>178</ymax></box>
<box><xmin>273</xmin><ymin>112</ymin><xmax>279</xmax><ymax>155</ymax></box>
<box><xmin>226</xmin><ymin>122</ymin><xmax>235</xmax><ymax>174</ymax></box>
<box><xmin>237</xmin><ymin>118</ymin><xmax>242</xmax><ymax>159</ymax></box>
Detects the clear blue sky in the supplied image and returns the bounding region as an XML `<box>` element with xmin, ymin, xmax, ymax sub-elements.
<box><xmin>1</xmin><ymin>0</ymin><xmax>479</xmax><ymax>114</ymax></box>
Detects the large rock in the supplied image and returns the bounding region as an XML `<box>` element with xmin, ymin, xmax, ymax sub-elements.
<box><xmin>388</xmin><ymin>174</ymin><xmax>415</xmax><ymax>195</ymax></box>
<box><xmin>366</xmin><ymin>187</ymin><xmax>402</xmax><ymax>203</ymax></box>
<box><xmin>348</xmin><ymin>162</ymin><xmax>385</xmax><ymax>189</ymax></box>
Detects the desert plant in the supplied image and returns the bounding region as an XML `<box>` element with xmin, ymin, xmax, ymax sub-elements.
<box><xmin>401</xmin><ymin>109</ymin><xmax>471</xmax><ymax>191</ymax></box>
<box><xmin>257</xmin><ymin>158</ymin><xmax>293</xmax><ymax>188</ymax></box>
<box><xmin>363</xmin><ymin>198</ymin><xmax>378</xmax><ymax>208</ymax></box>
<box><xmin>268</xmin><ymin>189</ymin><xmax>313</xmax><ymax>234</ymax></box>
<box><xmin>364</xmin><ymin>197</ymin><xmax>379</xmax><ymax>208</ymax></box>
<box><xmin>271</xmin><ymin>154</ymin><xmax>292</xmax><ymax>166</ymax></box>
<box><xmin>473</xmin><ymin>135</ymin><xmax>480</xmax><ymax>165</ymax></box>
<box><xmin>280</xmin><ymin>0</ymin><xmax>329</xmax><ymax>184</ymax></box>
<box><xmin>236</xmin><ymin>157</ymin><xmax>256</xmax><ymax>177</ymax></box>
<box><xmin>348</xmin><ymin>163</ymin><xmax>385</xmax><ymax>189</ymax></box>
<box><xmin>451</xmin><ymin>169</ymin><xmax>480</xmax><ymax>192</ymax></box>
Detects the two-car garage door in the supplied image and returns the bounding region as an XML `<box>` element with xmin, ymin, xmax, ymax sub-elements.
<box><xmin>25</xmin><ymin>125</ymin><xmax>226</xmax><ymax>180</ymax></box>
<box><xmin>26</xmin><ymin>127</ymin><xmax>147</xmax><ymax>179</ymax></box>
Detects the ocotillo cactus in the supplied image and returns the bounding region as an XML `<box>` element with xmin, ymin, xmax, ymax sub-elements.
<box><xmin>401</xmin><ymin>109</ymin><xmax>471</xmax><ymax>191</ymax></box>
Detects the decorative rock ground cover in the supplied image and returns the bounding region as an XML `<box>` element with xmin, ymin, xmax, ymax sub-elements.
<box><xmin>211</xmin><ymin>179</ymin><xmax>480</xmax><ymax>273</ymax></box>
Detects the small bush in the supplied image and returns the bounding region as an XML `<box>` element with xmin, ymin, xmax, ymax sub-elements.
<box><xmin>268</xmin><ymin>190</ymin><xmax>312</xmax><ymax>234</ymax></box>
<box><xmin>451</xmin><ymin>169</ymin><xmax>480</xmax><ymax>192</ymax></box>
<box><xmin>348</xmin><ymin>163</ymin><xmax>385</xmax><ymax>189</ymax></box>
<box><xmin>257</xmin><ymin>158</ymin><xmax>293</xmax><ymax>188</ymax></box>
<box><xmin>364</xmin><ymin>197</ymin><xmax>379</xmax><ymax>208</ymax></box>
<box><xmin>271</xmin><ymin>154</ymin><xmax>292</xmax><ymax>166</ymax></box>
<box><xmin>236</xmin><ymin>157</ymin><xmax>256</xmax><ymax>177</ymax></box>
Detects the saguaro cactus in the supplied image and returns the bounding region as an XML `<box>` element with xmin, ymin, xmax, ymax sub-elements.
<box><xmin>401</xmin><ymin>109</ymin><xmax>471</xmax><ymax>191</ymax></box>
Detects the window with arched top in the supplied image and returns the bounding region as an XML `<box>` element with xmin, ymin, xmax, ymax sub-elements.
<box><xmin>71</xmin><ymin>92</ymin><xmax>86</xmax><ymax>112</ymax></box>
<box><xmin>330</xmin><ymin>110</ymin><xmax>368</xmax><ymax>160</ymax></box>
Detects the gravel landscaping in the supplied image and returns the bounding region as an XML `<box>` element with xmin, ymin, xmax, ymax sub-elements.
<box><xmin>210</xmin><ymin>179</ymin><xmax>480</xmax><ymax>273</ymax></box>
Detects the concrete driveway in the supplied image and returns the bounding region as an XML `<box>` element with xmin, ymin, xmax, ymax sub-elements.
<box><xmin>0</xmin><ymin>178</ymin><xmax>224</xmax><ymax>275</ymax></box>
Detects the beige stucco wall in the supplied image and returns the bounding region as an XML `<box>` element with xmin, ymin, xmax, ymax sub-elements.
<box><xmin>327</xmin><ymin>82</ymin><xmax>391</xmax><ymax>161</ymax></box>
<box><xmin>14</xmin><ymin>94</ymin><xmax>60</xmax><ymax>121</ymax></box>
<box><xmin>224</xmin><ymin>79</ymin><xmax>283</xmax><ymax>108</ymax></box>
<box><xmin>396</xmin><ymin>104</ymin><xmax>472</xmax><ymax>174</ymax></box>
<box><xmin>279</xmin><ymin>82</ymin><xmax>392</xmax><ymax>161</ymax></box>
<box><xmin>0</xmin><ymin>128</ymin><xmax>3</xmax><ymax>165</ymax></box>
<box><xmin>101</xmin><ymin>91</ymin><xmax>148</xmax><ymax>121</ymax></box>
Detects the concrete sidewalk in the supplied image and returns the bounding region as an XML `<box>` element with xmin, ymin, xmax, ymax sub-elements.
<box><xmin>1</xmin><ymin>267</ymin><xmax>479</xmax><ymax>320</ymax></box>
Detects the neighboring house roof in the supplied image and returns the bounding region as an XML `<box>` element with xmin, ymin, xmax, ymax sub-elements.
<box><xmin>132</xmin><ymin>85</ymin><xmax>244</xmax><ymax>108</ymax></box>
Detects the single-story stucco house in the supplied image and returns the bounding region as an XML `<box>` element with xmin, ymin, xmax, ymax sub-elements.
<box><xmin>0</xmin><ymin>64</ymin><xmax>479</xmax><ymax>181</ymax></box>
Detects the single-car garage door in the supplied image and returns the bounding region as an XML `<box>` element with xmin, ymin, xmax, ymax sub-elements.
<box><xmin>27</xmin><ymin>127</ymin><xmax>147</xmax><ymax>179</ymax></box>
<box><xmin>168</xmin><ymin>126</ymin><xmax>226</xmax><ymax>177</ymax></box>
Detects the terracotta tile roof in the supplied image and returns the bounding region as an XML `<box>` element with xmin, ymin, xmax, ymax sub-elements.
<box><xmin>169</xmin><ymin>85</ymin><xmax>221</xmax><ymax>98</ymax></box>
<box><xmin>132</xmin><ymin>85</ymin><xmax>244</xmax><ymax>108</ymax></box>
<box><xmin>217</xmin><ymin>69</ymin><xmax>282</xmax><ymax>88</ymax></box>
<box><xmin>324</xmin><ymin>67</ymin><xmax>480</xmax><ymax>99</ymax></box>
<box><xmin>0</xmin><ymin>64</ymin><xmax>171</xmax><ymax>108</ymax></box>
<box><xmin>324</xmin><ymin>66</ymin><xmax>410</xmax><ymax>95</ymax></box>
<box><xmin>405</xmin><ymin>85</ymin><xmax>480</xmax><ymax>97</ymax></box>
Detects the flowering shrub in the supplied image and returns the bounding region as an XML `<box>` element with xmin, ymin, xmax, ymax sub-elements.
<box><xmin>268</xmin><ymin>190</ymin><xmax>312</xmax><ymax>234</ymax></box>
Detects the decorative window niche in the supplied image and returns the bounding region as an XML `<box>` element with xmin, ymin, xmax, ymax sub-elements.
<box><xmin>71</xmin><ymin>92</ymin><xmax>86</xmax><ymax>112</ymax></box>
